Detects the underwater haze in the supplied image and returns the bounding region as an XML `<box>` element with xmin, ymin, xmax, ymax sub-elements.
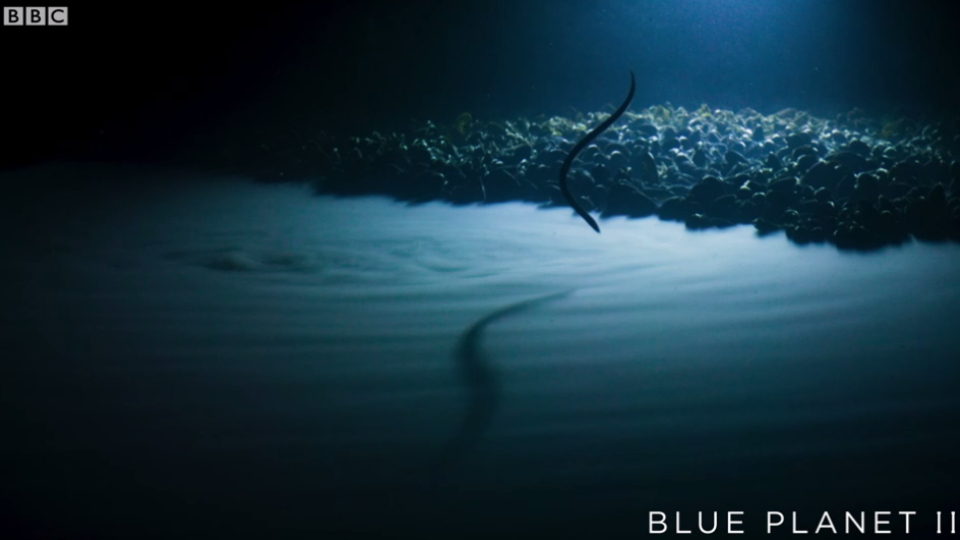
<box><xmin>2</xmin><ymin>1</ymin><xmax>960</xmax><ymax>538</ymax></box>
<box><xmin>5</xmin><ymin>0</ymin><xmax>960</xmax><ymax>165</ymax></box>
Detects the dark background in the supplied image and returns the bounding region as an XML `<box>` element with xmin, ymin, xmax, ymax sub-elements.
<box><xmin>2</xmin><ymin>0</ymin><xmax>959</xmax><ymax>172</ymax></box>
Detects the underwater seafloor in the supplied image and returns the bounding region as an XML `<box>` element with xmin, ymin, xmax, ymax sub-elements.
<box><xmin>2</xmin><ymin>104</ymin><xmax>960</xmax><ymax>539</ymax></box>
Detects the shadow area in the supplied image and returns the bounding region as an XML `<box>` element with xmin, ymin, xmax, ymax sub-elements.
<box><xmin>429</xmin><ymin>289</ymin><xmax>575</xmax><ymax>477</ymax></box>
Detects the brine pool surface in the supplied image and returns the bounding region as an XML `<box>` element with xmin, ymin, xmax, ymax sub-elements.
<box><xmin>2</xmin><ymin>164</ymin><xmax>958</xmax><ymax>538</ymax></box>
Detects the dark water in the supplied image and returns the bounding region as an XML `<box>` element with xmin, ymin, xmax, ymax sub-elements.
<box><xmin>2</xmin><ymin>166</ymin><xmax>959</xmax><ymax>538</ymax></box>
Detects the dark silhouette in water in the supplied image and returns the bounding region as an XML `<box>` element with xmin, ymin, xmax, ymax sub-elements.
<box><xmin>434</xmin><ymin>290</ymin><xmax>574</xmax><ymax>473</ymax></box>
<box><xmin>559</xmin><ymin>71</ymin><xmax>636</xmax><ymax>233</ymax></box>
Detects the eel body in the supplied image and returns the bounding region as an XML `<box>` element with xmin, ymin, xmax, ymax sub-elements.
<box><xmin>559</xmin><ymin>71</ymin><xmax>636</xmax><ymax>233</ymax></box>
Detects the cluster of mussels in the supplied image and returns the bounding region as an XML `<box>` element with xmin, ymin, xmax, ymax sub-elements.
<box><xmin>255</xmin><ymin>105</ymin><xmax>960</xmax><ymax>250</ymax></box>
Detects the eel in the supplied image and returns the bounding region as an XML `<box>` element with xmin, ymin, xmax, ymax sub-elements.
<box><xmin>559</xmin><ymin>71</ymin><xmax>636</xmax><ymax>233</ymax></box>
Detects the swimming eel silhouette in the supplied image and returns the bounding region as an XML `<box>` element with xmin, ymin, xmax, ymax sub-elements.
<box><xmin>434</xmin><ymin>289</ymin><xmax>574</xmax><ymax>473</ymax></box>
<box><xmin>559</xmin><ymin>71</ymin><xmax>636</xmax><ymax>233</ymax></box>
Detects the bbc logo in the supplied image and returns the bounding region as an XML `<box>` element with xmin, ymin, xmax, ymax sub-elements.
<box><xmin>3</xmin><ymin>6</ymin><xmax>68</xmax><ymax>26</ymax></box>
